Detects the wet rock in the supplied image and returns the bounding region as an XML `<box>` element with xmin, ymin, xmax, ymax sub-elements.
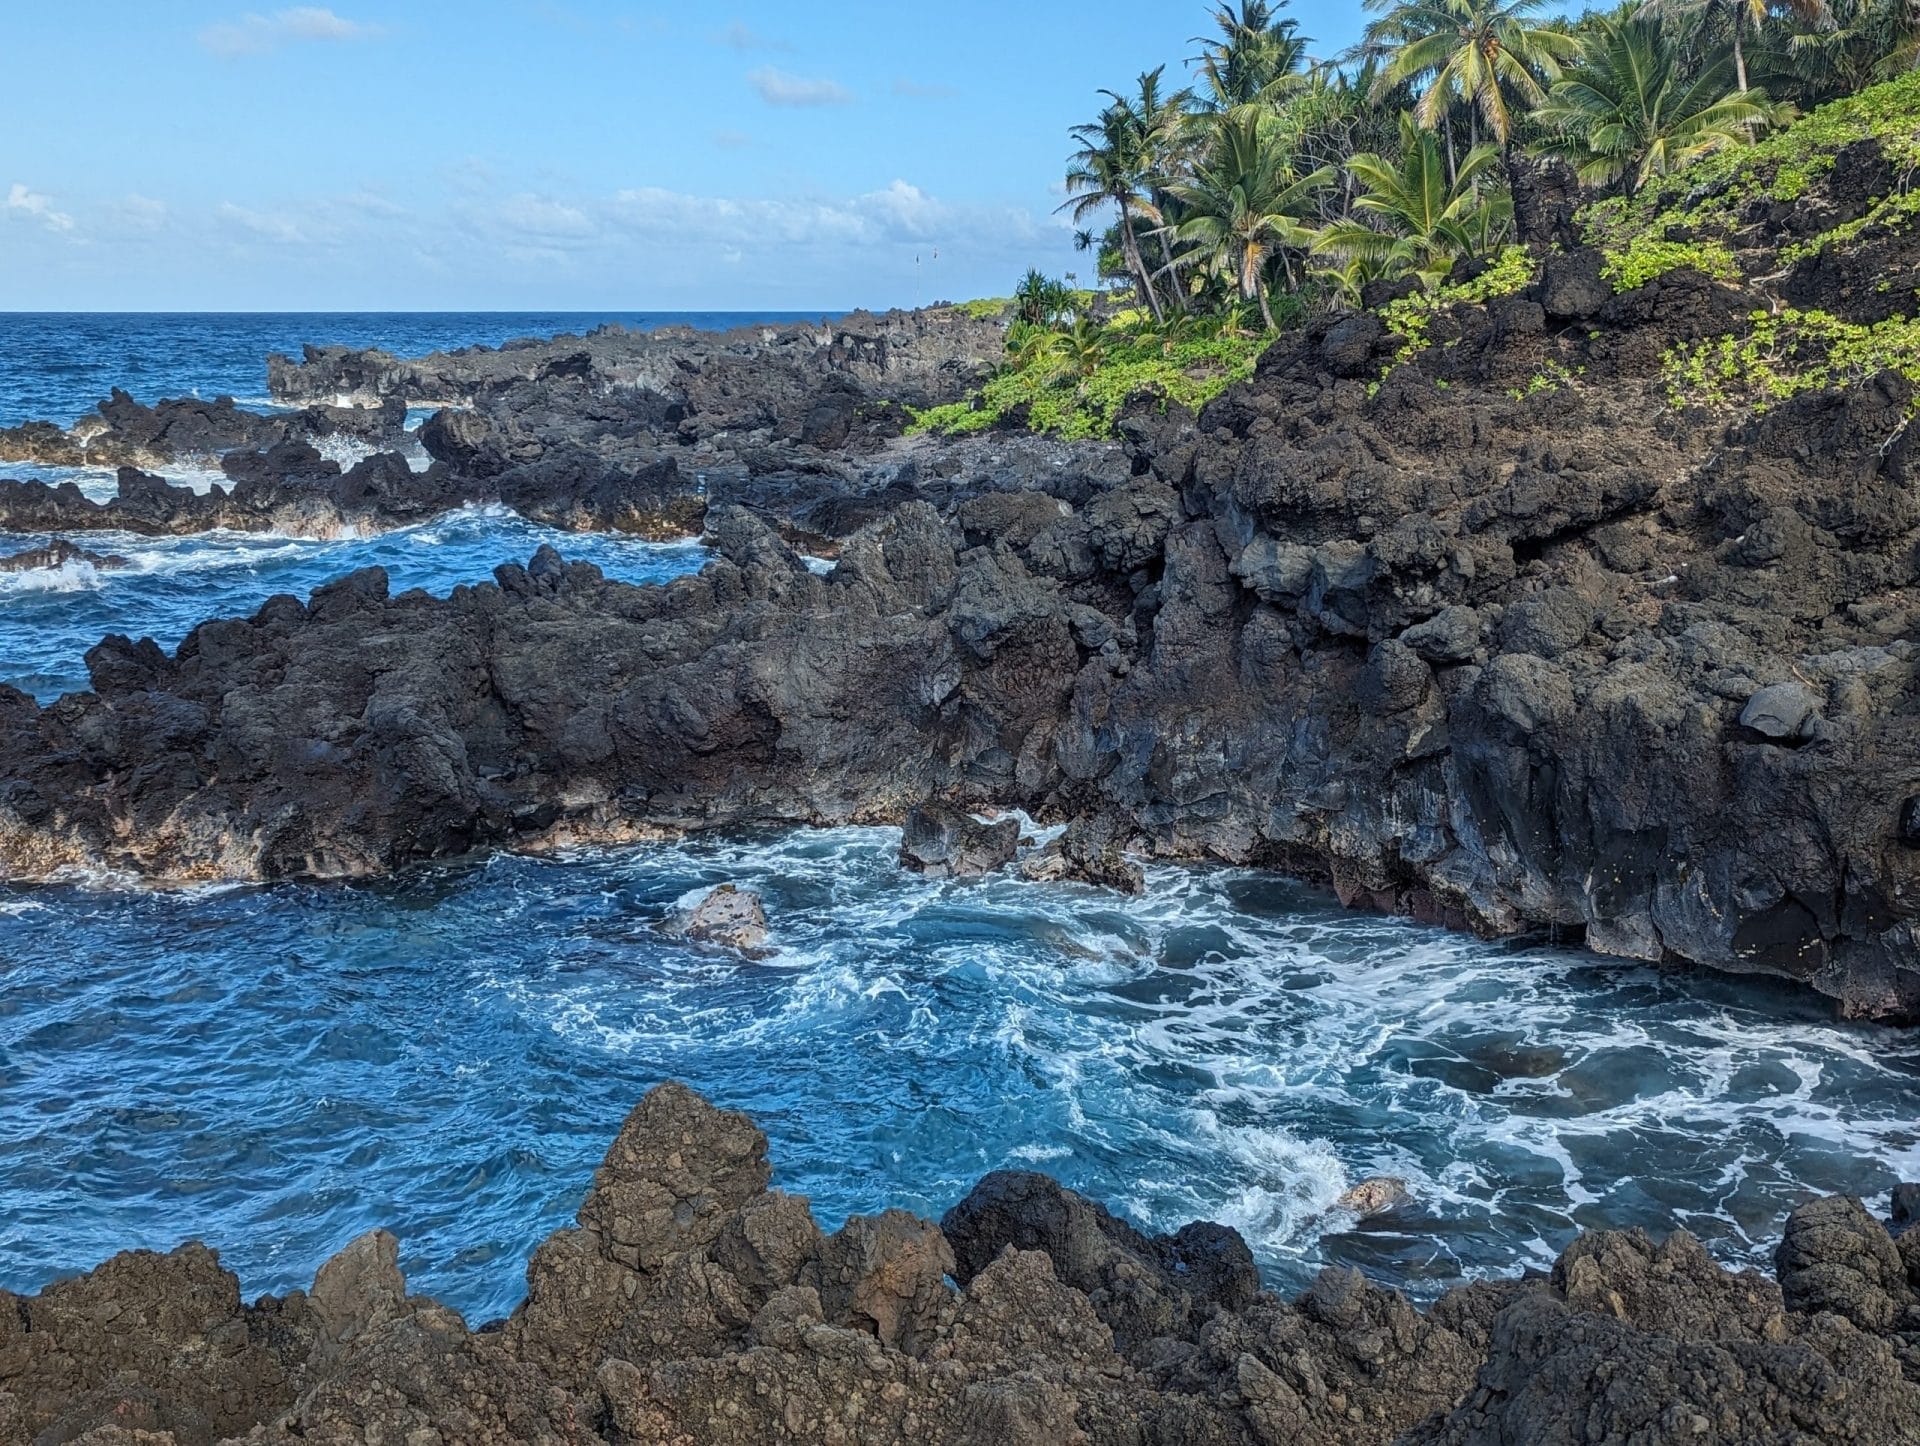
<box><xmin>1336</xmin><ymin>1176</ymin><xmax>1412</xmax><ymax>1216</ymax></box>
<box><xmin>1890</xmin><ymin>1182</ymin><xmax>1920</xmax><ymax>1235</ymax></box>
<box><xmin>663</xmin><ymin>883</ymin><xmax>772</xmax><ymax>956</ymax></box>
<box><xmin>1018</xmin><ymin>815</ymin><xmax>1145</xmax><ymax>894</ymax></box>
<box><xmin>899</xmin><ymin>802</ymin><xmax>1019</xmax><ymax>879</ymax></box>
<box><xmin>0</xmin><ymin>538</ymin><xmax>128</xmax><ymax>573</ymax></box>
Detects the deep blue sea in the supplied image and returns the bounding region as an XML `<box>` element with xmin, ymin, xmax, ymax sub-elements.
<box><xmin>3</xmin><ymin>314</ymin><xmax>1918</xmax><ymax>1324</ymax></box>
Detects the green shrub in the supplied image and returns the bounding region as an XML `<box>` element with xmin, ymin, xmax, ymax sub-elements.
<box><xmin>909</xmin><ymin>324</ymin><xmax>1273</xmax><ymax>440</ymax></box>
<box><xmin>1662</xmin><ymin>307</ymin><xmax>1920</xmax><ymax>410</ymax></box>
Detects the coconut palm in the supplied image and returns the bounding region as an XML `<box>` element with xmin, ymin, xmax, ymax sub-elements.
<box><xmin>1647</xmin><ymin>0</ymin><xmax>1835</xmax><ymax>94</ymax></box>
<box><xmin>1173</xmin><ymin>113</ymin><xmax>1335</xmax><ymax>329</ymax></box>
<box><xmin>1754</xmin><ymin>0</ymin><xmax>1912</xmax><ymax>103</ymax></box>
<box><xmin>1102</xmin><ymin>66</ymin><xmax>1199</xmax><ymax>311</ymax></box>
<box><xmin>1061</xmin><ymin>73</ymin><xmax>1187</xmax><ymax>323</ymax></box>
<box><xmin>1532</xmin><ymin>11</ymin><xmax>1778</xmax><ymax>194</ymax></box>
<box><xmin>1314</xmin><ymin>113</ymin><xmax>1511</xmax><ymax>287</ymax></box>
<box><xmin>1191</xmin><ymin>0</ymin><xmax>1314</xmax><ymax>112</ymax></box>
<box><xmin>1361</xmin><ymin>0</ymin><xmax>1583</xmax><ymax>151</ymax></box>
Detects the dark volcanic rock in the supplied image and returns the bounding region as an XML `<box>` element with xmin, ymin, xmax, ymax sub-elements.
<box><xmin>267</xmin><ymin>307</ymin><xmax>1006</xmax><ymax>417</ymax></box>
<box><xmin>6</xmin><ymin>1083</ymin><xmax>1918</xmax><ymax>1445</ymax></box>
<box><xmin>0</xmin><ymin>389</ymin><xmax>411</xmax><ymax>473</ymax></box>
<box><xmin>942</xmin><ymin>1168</ymin><xmax>1260</xmax><ymax>1351</ymax></box>
<box><xmin>0</xmin><ymin>538</ymin><xmax>128</xmax><ymax>573</ymax></box>
<box><xmin>899</xmin><ymin>802</ymin><xmax>1020</xmax><ymax>878</ymax></box>
<box><xmin>7</xmin><ymin>152</ymin><xmax>1920</xmax><ymax>1023</ymax></box>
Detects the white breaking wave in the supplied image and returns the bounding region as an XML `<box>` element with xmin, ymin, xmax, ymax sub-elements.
<box><xmin>0</xmin><ymin>559</ymin><xmax>105</xmax><ymax>594</ymax></box>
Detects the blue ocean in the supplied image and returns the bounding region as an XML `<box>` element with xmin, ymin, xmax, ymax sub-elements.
<box><xmin>3</xmin><ymin>314</ymin><xmax>1917</xmax><ymax>1324</ymax></box>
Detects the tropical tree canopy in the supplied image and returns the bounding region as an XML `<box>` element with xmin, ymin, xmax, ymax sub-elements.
<box><xmin>1315</xmin><ymin>113</ymin><xmax>1511</xmax><ymax>287</ymax></box>
<box><xmin>1532</xmin><ymin>10</ymin><xmax>1779</xmax><ymax>192</ymax></box>
<box><xmin>1173</xmin><ymin>113</ymin><xmax>1335</xmax><ymax>328</ymax></box>
<box><xmin>1362</xmin><ymin>0</ymin><xmax>1584</xmax><ymax>144</ymax></box>
<box><xmin>1191</xmin><ymin>1</ymin><xmax>1314</xmax><ymax>112</ymax></box>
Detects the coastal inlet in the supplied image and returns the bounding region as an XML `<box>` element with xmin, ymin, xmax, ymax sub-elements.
<box><xmin>5</xmin><ymin>827</ymin><xmax>1917</xmax><ymax>1324</ymax></box>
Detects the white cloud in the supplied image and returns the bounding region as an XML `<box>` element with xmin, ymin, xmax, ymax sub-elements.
<box><xmin>718</xmin><ymin>21</ymin><xmax>790</xmax><ymax>51</ymax></box>
<box><xmin>748</xmin><ymin>66</ymin><xmax>851</xmax><ymax>107</ymax></box>
<box><xmin>712</xmin><ymin>129</ymin><xmax>752</xmax><ymax>149</ymax></box>
<box><xmin>111</xmin><ymin>195</ymin><xmax>169</xmax><ymax>233</ymax></box>
<box><xmin>200</xmin><ymin>7</ymin><xmax>382</xmax><ymax>58</ymax></box>
<box><xmin>7</xmin><ymin>184</ymin><xmax>75</xmax><ymax>233</ymax></box>
<box><xmin>465</xmin><ymin>193</ymin><xmax>599</xmax><ymax>247</ymax></box>
<box><xmin>607</xmin><ymin>180</ymin><xmax>1035</xmax><ymax>251</ymax></box>
<box><xmin>218</xmin><ymin>201</ymin><xmax>308</xmax><ymax>243</ymax></box>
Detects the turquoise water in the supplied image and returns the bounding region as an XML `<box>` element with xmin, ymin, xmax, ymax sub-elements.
<box><xmin>2</xmin><ymin>315</ymin><xmax>1917</xmax><ymax>1322</ymax></box>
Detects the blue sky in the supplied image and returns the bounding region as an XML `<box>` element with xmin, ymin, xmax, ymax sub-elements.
<box><xmin>2</xmin><ymin>2</ymin><xmax>1382</xmax><ymax>311</ymax></box>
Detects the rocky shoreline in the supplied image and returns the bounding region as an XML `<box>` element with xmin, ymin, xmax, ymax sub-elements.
<box><xmin>4</xmin><ymin>237</ymin><xmax>1920</xmax><ymax>1016</ymax></box>
<box><xmin>3</xmin><ymin>1082</ymin><xmax>1916</xmax><ymax>1445</ymax></box>
<box><xmin>0</xmin><ymin>308</ymin><xmax>1012</xmax><ymax>545</ymax></box>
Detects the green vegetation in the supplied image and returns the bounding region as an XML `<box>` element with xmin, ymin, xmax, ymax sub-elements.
<box><xmin>910</xmin><ymin>317</ymin><xmax>1272</xmax><ymax>441</ymax></box>
<box><xmin>1663</xmin><ymin>307</ymin><xmax>1920</xmax><ymax>409</ymax></box>
<box><xmin>1380</xmin><ymin>243</ymin><xmax>1538</xmax><ymax>364</ymax></box>
<box><xmin>948</xmin><ymin>298</ymin><xmax>1013</xmax><ymax>321</ymax></box>
<box><xmin>924</xmin><ymin>0</ymin><xmax>1920</xmax><ymax>438</ymax></box>
<box><xmin>1582</xmin><ymin>66</ymin><xmax>1920</xmax><ymax>281</ymax></box>
<box><xmin>1600</xmin><ymin>235</ymin><xmax>1744</xmax><ymax>290</ymax></box>
<box><xmin>1534</xmin><ymin>11</ymin><xmax>1780</xmax><ymax>196</ymax></box>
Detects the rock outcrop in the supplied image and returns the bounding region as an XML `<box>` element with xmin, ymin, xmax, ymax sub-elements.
<box><xmin>3</xmin><ymin>1084</ymin><xmax>1916</xmax><ymax>1445</ymax></box>
<box><xmin>899</xmin><ymin>802</ymin><xmax>1021</xmax><ymax>878</ymax></box>
<box><xmin>662</xmin><ymin>883</ymin><xmax>773</xmax><ymax>956</ymax></box>
<box><xmin>0</xmin><ymin>538</ymin><xmax>127</xmax><ymax>573</ymax></box>
<box><xmin>7</xmin><ymin>125</ymin><xmax>1920</xmax><ymax>1020</ymax></box>
<box><xmin>0</xmin><ymin>390</ymin><xmax>408</xmax><ymax>471</ymax></box>
<box><xmin>264</xmin><ymin>307</ymin><xmax>1006</xmax><ymax>413</ymax></box>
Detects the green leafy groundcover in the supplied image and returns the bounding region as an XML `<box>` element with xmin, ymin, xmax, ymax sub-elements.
<box><xmin>1581</xmin><ymin>68</ymin><xmax>1920</xmax><ymax>289</ymax></box>
<box><xmin>1663</xmin><ymin>307</ymin><xmax>1920</xmax><ymax>411</ymax></box>
<box><xmin>910</xmin><ymin>328</ymin><xmax>1272</xmax><ymax>441</ymax></box>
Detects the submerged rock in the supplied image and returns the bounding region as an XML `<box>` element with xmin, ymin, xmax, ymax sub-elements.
<box><xmin>663</xmin><ymin>884</ymin><xmax>772</xmax><ymax>956</ymax></box>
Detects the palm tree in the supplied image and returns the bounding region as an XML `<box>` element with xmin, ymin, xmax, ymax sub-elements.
<box><xmin>1648</xmin><ymin>0</ymin><xmax>1835</xmax><ymax>94</ymax></box>
<box><xmin>1749</xmin><ymin>0</ymin><xmax>1901</xmax><ymax>102</ymax></box>
<box><xmin>1013</xmin><ymin>269</ymin><xmax>1074</xmax><ymax>328</ymax></box>
<box><xmin>1104</xmin><ymin>66</ymin><xmax>1198</xmax><ymax>312</ymax></box>
<box><xmin>1314</xmin><ymin>113</ymin><xmax>1511</xmax><ymax>287</ymax></box>
<box><xmin>1192</xmin><ymin>0</ymin><xmax>1314</xmax><ymax>112</ymax></box>
<box><xmin>1361</xmin><ymin>0</ymin><xmax>1583</xmax><ymax>155</ymax></box>
<box><xmin>1061</xmin><ymin>71</ymin><xmax>1188</xmax><ymax>323</ymax></box>
<box><xmin>1173</xmin><ymin>113</ymin><xmax>1335</xmax><ymax>329</ymax></box>
<box><xmin>1532</xmin><ymin>11</ymin><xmax>1777</xmax><ymax>194</ymax></box>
